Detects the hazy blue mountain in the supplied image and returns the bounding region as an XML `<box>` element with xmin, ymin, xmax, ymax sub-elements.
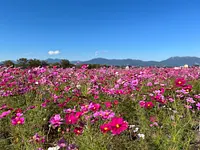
<box><xmin>160</xmin><ymin>56</ymin><xmax>200</xmax><ymax>66</ymax></box>
<box><xmin>1</xmin><ymin>57</ymin><xmax>200</xmax><ymax>67</ymax></box>
<box><xmin>46</xmin><ymin>58</ymin><xmax>62</xmax><ymax>63</ymax></box>
<box><xmin>73</xmin><ymin>57</ymin><xmax>200</xmax><ymax>66</ymax></box>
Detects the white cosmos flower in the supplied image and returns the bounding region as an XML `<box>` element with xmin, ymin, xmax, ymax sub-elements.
<box><xmin>133</xmin><ymin>127</ymin><xmax>139</xmax><ymax>132</ymax></box>
<box><xmin>48</xmin><ymin>146</ymin><xmax>60</xmax><ymax>150</ymax></box>
<box><xmin>138</xmin><ymin>133</ymin><xmax>145</xmax><ymax>139</ymax></box>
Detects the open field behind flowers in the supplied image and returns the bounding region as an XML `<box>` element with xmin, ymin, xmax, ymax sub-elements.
<box><xmin>0</xmin><ymin>65</ymin><xmax>200</xmax><ymax>150</ymax></box>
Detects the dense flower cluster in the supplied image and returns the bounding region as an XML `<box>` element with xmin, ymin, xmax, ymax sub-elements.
<box><xmin>0</xmin><ymin>66</ymin><xmax>199</xmax><ymax>149</ymax></box>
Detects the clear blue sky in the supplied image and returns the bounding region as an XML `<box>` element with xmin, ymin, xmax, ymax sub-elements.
<box><xmin>0</xmin><ymin>0</ymin><xmax>200</xmax><ymax>61</ymax></box>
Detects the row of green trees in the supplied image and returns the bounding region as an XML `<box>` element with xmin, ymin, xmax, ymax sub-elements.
<box><xmin>2</xmin><ymin>58</ymin><xmax>73</xmax><ymax>68</ymax></box>
<box><xmin>1</xmin><ymin>58</ymin><xmax>110</xmax><ymax>69</ymax></box>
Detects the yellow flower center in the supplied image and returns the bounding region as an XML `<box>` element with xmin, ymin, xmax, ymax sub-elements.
<box><xmin>77</xmin><ymin>130</ymin><xmax>81</xmax><ymax>133</ymax></box>
<box><xmin>116</xmin><ymin>124</ymin><xmax>120</xmax><ymax>128</ymax></box>
<box><xmin>104</xmin><ymin>127</ymin><xmax>108</xmax><ymax>131</ymax></box>
<box><xmin>178</xmin><ymin>81</ymin><xmax>182</xmax><ymax>84</ymax></box>
<box><xmin>17</xmin><ymin>121</ymin><xmax>21</xmax><ymax>124</ymax></box>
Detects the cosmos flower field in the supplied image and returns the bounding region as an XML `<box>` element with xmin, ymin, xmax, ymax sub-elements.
<box><xmin>0</xmin><ymin>65</ymin><xmax>200</xmax><ymax>150</ymax></box>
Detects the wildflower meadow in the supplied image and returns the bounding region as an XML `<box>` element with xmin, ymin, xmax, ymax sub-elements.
<box><xmin>0</xmin><ymin>65</ymin><xmax>200</xmax><ymax>150</ymax></box>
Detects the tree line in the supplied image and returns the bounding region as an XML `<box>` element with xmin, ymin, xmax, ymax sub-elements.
<box><xmin>1</xmin><ymin>58</ymin><xmax>73</xmax><ymax>68</ymax></box>
<box><xmin>1</xmin><ymin>58</ymin><xmax>109</xmax><ymax>69</ymax></box>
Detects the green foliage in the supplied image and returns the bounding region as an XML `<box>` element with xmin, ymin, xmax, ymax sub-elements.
<box><xmin>28</xmin><ymin>59</ymin><xmax>42</xmax><ymax>68</ymax></box>
<box><xmin>17</xmin><ymin>58</ymin><xmax>28</xmax><ymax>68</ymax></box>
<box><xmin>3</xmin><ymin>60</ymin><xmax>15</xmax><ymax>67</ymax></box>
<box><xmin>60</xmin><ymin>59</ymin><xmax>70</xmax><ymax>68</ymax></box>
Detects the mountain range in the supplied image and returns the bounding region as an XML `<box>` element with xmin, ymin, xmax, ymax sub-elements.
<box><xmin>1</xmin><ymin>56</ymin><xmax>200</xmax><ymax>67</ymax></box>
<box><xmin>60</xmin><ymin>56</ymin><xmax>200</xmax><ymax>67</ymax></box>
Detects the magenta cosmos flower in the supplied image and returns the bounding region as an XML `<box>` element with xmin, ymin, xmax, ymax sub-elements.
<box><xmin>100</xmin><ymin>123</ymin><xmax>111</xmax><ymax>133</ymax></box>
<box><xmin>11</xmin><ymin>113</ymin><xmax>25</xmax><ymax>125</ymax></box>
<box><xmin>0</xmin><ymin>110</ymin><xmax>11</xmax><ymax>119</ymax></box>
<box><xmin>175</xmin><ymin>78</ymin><xmax>186</xmax><ymax>87</ymax></box>
<box><xmin>88</xmin><ymin>103</ymin><xmax>101</xmax><ymax>112</ymax></box>
<box><xmin>139</xmin><ymin>101</ymin><xmax>146</xmax><ymax>108</ymax></box>
<box><xmin>196</xmin><ymin>102</ymin><xmax>200</xmax><ymax>110</ymax></box>
<box><xmin>144</xmin><ymin>101</ymin><xmax>154</xmax><ymax>109</ymax></box>
<box><xmin>109</xmin><ymin>117</ymin><xmax>128</xmax><ymax>135</ymax></box>
<box><xmin>65</xmin><ymin>113</ymin><xmax>78</xmax><ymax>125</ymax></box>
<box><xmin>49</xmin><ymin>114</ymin><xmax>63</xmax><ymax>128</ymax></box>
<box><xmin>183</xmin><ymin>84</ymin><xmax>192</xmax><ymax>92</ymax></box>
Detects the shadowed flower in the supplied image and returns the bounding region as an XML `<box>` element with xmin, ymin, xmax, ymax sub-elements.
<box><xmin>184</xmin><ymin>84</ymin><xmax>192</xmax><ymax>92</ymax></box>
<box><xmin>67</xmin><ymin>144</ymin><xmax>78</xmax><ymax>150</ymax></box>
<box><xmin>74</xmin><ymin>127</ymin><xmax>83</xmax><ymax>135</ymax></box>
<box><xmin>57</xmin><ymin>138</ymin><xmax>67</xmax><ymax>148</ymax></box>
<box><xmin>0</xmin><ymin>104</ymin><xmax>7</xmax><ymax>110</ymax></box>
<box><xmin>32</xmin><ymin>133</ymin><xmax>45</xmax><ymax>143</ymax></box>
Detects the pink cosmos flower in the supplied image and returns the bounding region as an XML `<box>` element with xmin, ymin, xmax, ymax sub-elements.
<box><xmin>175</xmin><ymin>78</ymin><xmax>186</xmax><ymax>87</ymax></box>
<box><xmin>0</xmin><ymin>104</ymin><xmax>7</xmax><ymax>110</ymax></box>
<box><xmin>194</xmin><ymin>94</ymin><xmax>200</xmax><ymax>99</ymax></box>
<box><xmin>65</xmin><ymin>114</ymin><xmax>78</xmax><ymax>125</ymax></box>
<box><xmin>0</xmin><ymin>110</ymin><xmax>11</xmax><ymax>119</ymax></box>
<box><xmin>74</xmin><ymin>127</ymin><xmax>83</xmax><ymax>135</ymax></box>
<box><xmin>88</xmin><ymin>103</ymin><xmax>101</xmax><ymax>112</ymax></box>
<box><xmin>113</xmin><ymin>100</ymin><xmax>119</xmax><ymax>105</ymax></box>
<box><xmin>63</xmin><ymin>108</ymin><xmax>76</xmax><ymax>114</ymax></box>
<box><xmin>196</xmin><ymin>102</ymin><xmax>200</xmax><ymax>110</ymax></box>
<box><xmin>75</xmin><ymin>111</ymin><xmax>83</xmax><ymax>119</ymax></box>
<box><xmin>144</xmin><ymin>102</ymin><xmax>154</xmax><ymax>109</ymax></box>
<box><xmin>109</xmin><ymin>117</ymin><xmax>128</xmax><ymax>135</ymax></box>
<box><xmin>100</xmin><ymin>123</ymin><xmax>111</xmax><ymax>133</ymax></box>
<box><xmin>32</xmin><ymin>133</ymin><xmax>45</xmax><ymax>143</ymax></box>
<box><xmin>150</xmin><ymin>122</ymin><xmax>158</xmax><ymax>127</ymax></box>
<box><xmin>184</xmin><ymin>84</ymin><xmax>192</xmax><ymax>92</ymax></box>
<box><xmin>80</xmin><ymin>104</ymin><xmax>89</xmax><ymax>113</ymax></box>
<box><xmin>185</xmin><ymin>105</ymin><xmax>192</xmax><ymax>109</ymax></box>
<box><xmin>104</xmin><ymin>101</ymin><xmax>112</xmax><ymax>108</ymax></box>
<box><xmin>168</xmin><ymin>97</ymin><xmax>174</xmax><ymax>102</ymax></box>
<box><xmin>93</xmin><ymin>111</ymin><xmax>102</xmax><ymax>118</ymax></box>
<box><xmin>131</xmin><ymin>79</ymin><xmax>139</xmax><ymax>86</ymax></box>
<box><xmin>102</xmin><ymin>110</ymin><xmax>115</xmax><ymax>120</ymax></box>
<box><xmin>139</xmin><ymin>101</ymin><xmax>145</xmax><ymax>108</ymax></box>
<box><xmin>11</xmin><ymin>113</ymin><xmax>25</xmax><ymax>125</ymax></box>
<box><xmin>49</xmin><ymin>114</ymin><xmax>63</xmax><ymax>128</ymax></box>
<box><xmin>147</xmin><ymin>82</ymin><xmax>153</xmax><ymax>86</ymax></box>
<box><xmin>186</xmin><ymin>97</ymin><xmax>195</xmax><ymax>103</ymax></box>
<box><xmin>41</xmin><ymin>102</ymin><xmax>47</xmax><ymax>108</ymax></box>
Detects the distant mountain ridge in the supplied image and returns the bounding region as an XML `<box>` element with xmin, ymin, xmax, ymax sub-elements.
<box><xmin>1</xmin><ymin>56</ymin><xmax>200</xmax><ymax>67</ymax></box>
<box><xmin>70</xmin><ymin>56</ymin><xmax>200</xmax><ymax>67</ymax></box>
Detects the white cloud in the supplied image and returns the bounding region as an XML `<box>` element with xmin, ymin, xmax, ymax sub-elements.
<box><xmin>95</xmin><ymin>51</ymin><xmax>99</xmax><ymax>56</ymax></box>
<box><xmin>48</xmin><ymin>50</ymin><xmax>60</xmax><ymax>55</ymax></box>
<box><xmin>95</xmin><ymin>50</ymin><xmax>108</xmax><ymax>56</ymax></box>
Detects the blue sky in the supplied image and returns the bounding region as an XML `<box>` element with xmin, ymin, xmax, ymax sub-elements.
<box><xmin>0</xmin><ymin>0</ymin><xmax>200</xmax><ymax>61</ymax></box>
